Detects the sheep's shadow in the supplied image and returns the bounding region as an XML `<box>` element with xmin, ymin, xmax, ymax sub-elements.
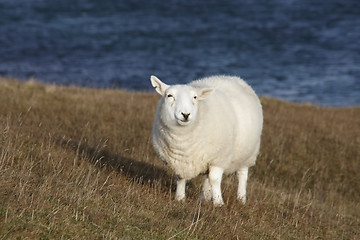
<box><xmin>58</xmin><ymin>138</ymin><xmax>176</xmax><ymax>192</ymax></box>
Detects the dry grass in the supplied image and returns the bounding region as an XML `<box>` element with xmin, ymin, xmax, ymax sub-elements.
<box><xmin>0</xmin><ymin>77</ymin><xmax>359</xmax><ymax>239</ymax></box>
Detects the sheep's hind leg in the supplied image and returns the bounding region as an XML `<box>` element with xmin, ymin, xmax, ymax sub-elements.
<box><xmin>237</xmin><ymin>167</ymin><xmax>248</xmax><ymax>204</ymax></box>
<box><xmin>175</xmin><ymin>177</ymin><xmax>186</xmax><ymax>202</ymax></box>
<box><xmin>200</xmin><ymin>175</ymin><xmax>212</xmax><ymax>202</ymax></box>
<box><xmin>209</xmin><ymin>166</ymin><xmax>224</xmax><ymax>206</ymax></box>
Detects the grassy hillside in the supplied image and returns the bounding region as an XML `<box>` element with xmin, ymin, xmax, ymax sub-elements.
<box><xmin>0</xmin><ymin>77</ymin><xmax>359</xmax><ymax>239</ymax></box>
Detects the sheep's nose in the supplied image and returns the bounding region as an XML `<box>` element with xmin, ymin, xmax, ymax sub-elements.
<box><xmin>181</xmin><ymin>112</ymin><xmax>190</xmax><ymax>120</ymax></box>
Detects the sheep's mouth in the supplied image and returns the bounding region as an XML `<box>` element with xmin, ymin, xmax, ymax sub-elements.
<box><xmin>177</xmin><ymin>119</ymin><xmax>190</xmax><ymax>126</ymax></box>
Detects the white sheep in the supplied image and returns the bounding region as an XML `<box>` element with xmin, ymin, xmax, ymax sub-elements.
<box><xmin>150</xmin><ymin>75</ymin><xmax>263</xmax><ymax>206</ymax></box>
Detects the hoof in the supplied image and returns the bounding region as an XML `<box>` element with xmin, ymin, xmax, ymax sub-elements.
<box><xmin>213</xmin><ymin>199</ymin><xmax>224</xmax><ymax>207</ymax></box>
<box><xmin>237</xmin><ymin>195</ymin><xmax>246</xmax><ymax>204</ymax></box>
<box><xmin>175</xmin><ymin>195</ymin><xmax>186</xmax><ymax>202</ymax></box>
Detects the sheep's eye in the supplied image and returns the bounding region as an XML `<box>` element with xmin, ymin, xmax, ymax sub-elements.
<box><xmin>193</xmin><ymin>96</ymin><xmax>197</xmax><ymax>100</ymax></box>
<box><xmin>167</xmin><ymin>94</ymin><xmax>173</xmax><ymax>98</ymax></box>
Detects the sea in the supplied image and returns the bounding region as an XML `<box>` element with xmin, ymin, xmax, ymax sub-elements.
<box><xmin>0</xmin><ymin>0</ymin><xmax>359</xmax><ymax>107</ymax></box>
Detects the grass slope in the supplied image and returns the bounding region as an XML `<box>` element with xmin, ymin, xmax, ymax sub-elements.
<box><xmin>0</xmin><ymin>77</ymin><xmax>359</xmax><ymax>239</ymax></box>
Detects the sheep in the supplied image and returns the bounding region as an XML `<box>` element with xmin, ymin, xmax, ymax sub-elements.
<box><xmin>150</xmin><ymin>75</ymin><xmax>263</xmax><ymax>206</ymax></box>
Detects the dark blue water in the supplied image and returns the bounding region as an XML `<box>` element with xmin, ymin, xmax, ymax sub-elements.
<box><xmin>0</xmin><ymin>0</ymin><xmax>359</xmax><ymax>106</ymax></box>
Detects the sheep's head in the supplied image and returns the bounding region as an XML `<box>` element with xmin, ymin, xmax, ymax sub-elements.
<box><xmin>151</xmin><ymin>75</ymin><xmax>214</xmax><ymax>127</ymax></box>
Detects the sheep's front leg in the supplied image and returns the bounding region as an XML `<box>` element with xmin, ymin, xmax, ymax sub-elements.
<box><xmin>209</xmin><ymin>166</ymin><xmax>224</xmax><ymax>206</ymax></box>
<box><xmin>175</xmin><ymin>177</ymin><xmax>186</xmax><ymax>202</ymax></box>
<box><xmin>237</xmin><ymin>167</ymin><xmax>248</xmax><ymax>204</ymax></box>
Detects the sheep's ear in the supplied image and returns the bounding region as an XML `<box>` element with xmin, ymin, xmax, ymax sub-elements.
<box><xmin>198</xmin><ymin>88</ymin><xmax>214</xmax><ymax>100</ymax></box>
<box><xmin>150</xmin><ymin>75</ymin><xmax>169</xmax><ymax>96</ymax></box>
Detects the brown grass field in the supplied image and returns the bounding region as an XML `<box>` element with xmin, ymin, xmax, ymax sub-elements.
<box><xmin>0</xmin><ymin>77</ymin><xmax>359</xmax><ymax>239</ymax></box>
